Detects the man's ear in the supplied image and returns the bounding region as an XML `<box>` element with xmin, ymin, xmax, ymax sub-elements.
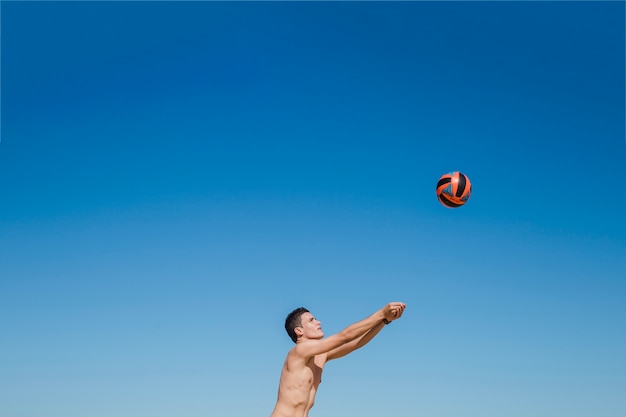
<box><xmin>294</xmin><ymin>327</ymin><xmax>304</xmax><ymax>338</ymax></box>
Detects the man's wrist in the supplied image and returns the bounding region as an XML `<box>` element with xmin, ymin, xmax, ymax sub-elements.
<box><xmin>382</xmin><ymin>318</ymin><xmax>391</xmax><ymax>325</ymax></box>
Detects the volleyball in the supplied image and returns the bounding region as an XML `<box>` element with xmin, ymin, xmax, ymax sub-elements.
<box><xmin>436</xmin><ymin>171</ymin><xmax>472</xmax><ymax>208</ymax></box>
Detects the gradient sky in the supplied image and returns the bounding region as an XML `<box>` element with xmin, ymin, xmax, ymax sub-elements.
<box><xmin>1</xmin><ymin>2</ymin><xmax>625</xmax><ymax>417</ymax></box>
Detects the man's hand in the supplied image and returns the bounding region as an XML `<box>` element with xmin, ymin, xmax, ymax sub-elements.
<box><xmin>383</xmin><ymin>302</ymin><xmax>406</xmax><ymax>322</ymax></box>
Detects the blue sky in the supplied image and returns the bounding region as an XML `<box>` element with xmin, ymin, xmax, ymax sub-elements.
<box><xmin>1</xmin><ymin>2</ymin><xmax>625</xmax><ymax>417</ymax></box>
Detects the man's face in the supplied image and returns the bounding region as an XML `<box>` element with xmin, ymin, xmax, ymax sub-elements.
<box><xmin>297</xmin><ymin>312</ymin><xmax>324</xmax><ymax>340</ymax></box>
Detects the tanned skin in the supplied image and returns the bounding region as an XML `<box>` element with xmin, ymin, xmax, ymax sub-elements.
<box><xmin>269</xmin><ymin>302</ymin><xmax>406</xmax><ymax>417</ymax></box>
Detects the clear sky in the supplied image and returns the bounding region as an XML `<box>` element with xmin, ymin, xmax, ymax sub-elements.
<box><xmin>1</xmin><ymin>2</ymin><xmax>625</xmax><ymax>417</ymax></box>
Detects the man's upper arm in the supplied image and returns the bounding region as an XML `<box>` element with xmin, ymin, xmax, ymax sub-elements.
<box><xmin>295</xmin><ymin>334</ymin><xmax>347</xmax><ymax>359</ymax></box>
<box><xmin>326</xmin><ymin>340</ymin><xmax>357</xmax><ymax>361</ymax></box>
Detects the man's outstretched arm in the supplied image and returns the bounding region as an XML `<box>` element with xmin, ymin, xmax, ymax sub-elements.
<box><xmin>326</xmin><ymin>320</ymin><xmax>386</xmax><ymax>361</ymax></box>
<box><xmin>326</xmin><ymin>302</ymin><xmax>405</xmax><ymax>360</ymax></box>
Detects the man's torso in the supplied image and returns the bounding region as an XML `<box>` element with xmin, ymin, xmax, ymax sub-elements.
<box><xmin>269</xmin><ymin>352</ymin><xmax>327</xmax><ymax>417</ymax></box>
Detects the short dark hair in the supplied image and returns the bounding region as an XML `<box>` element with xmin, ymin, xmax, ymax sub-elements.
<box><xmin>285</xmin><ymin>307</ymin><xmax>309</xmax><ymax>343</ymax></box>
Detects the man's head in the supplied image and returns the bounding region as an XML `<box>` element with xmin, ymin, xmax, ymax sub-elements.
<box><xmin>285</xmin><ymin>307</ymin><xmax>323</xmax><ymax>343</ymax></box>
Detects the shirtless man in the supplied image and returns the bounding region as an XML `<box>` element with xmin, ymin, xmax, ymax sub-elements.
<box><xmin>269</xmin><ymin>302</ymin><xmax>406</xmax><ymax>417</ymax></box>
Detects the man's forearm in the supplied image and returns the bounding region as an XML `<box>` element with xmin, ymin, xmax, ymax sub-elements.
<box><xmin>354</xmin><ymin>320</ymin><xmax>385</xmax><ymax>350</ymax></box>
<box><xmin>340</xmin><ymin>310</ymin><xmax>385</xmax><ymax>342</ymax></box>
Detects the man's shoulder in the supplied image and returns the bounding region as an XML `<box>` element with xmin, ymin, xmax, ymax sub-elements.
<box><xmin>290</xmin><ymin>339</ymin><xmax>319</xmax><ymax>353</ymax></box>
<box><xmin>287</xmin><ymin>343</ymin><xmax>328</xmax><ymax>365</ymax></box>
